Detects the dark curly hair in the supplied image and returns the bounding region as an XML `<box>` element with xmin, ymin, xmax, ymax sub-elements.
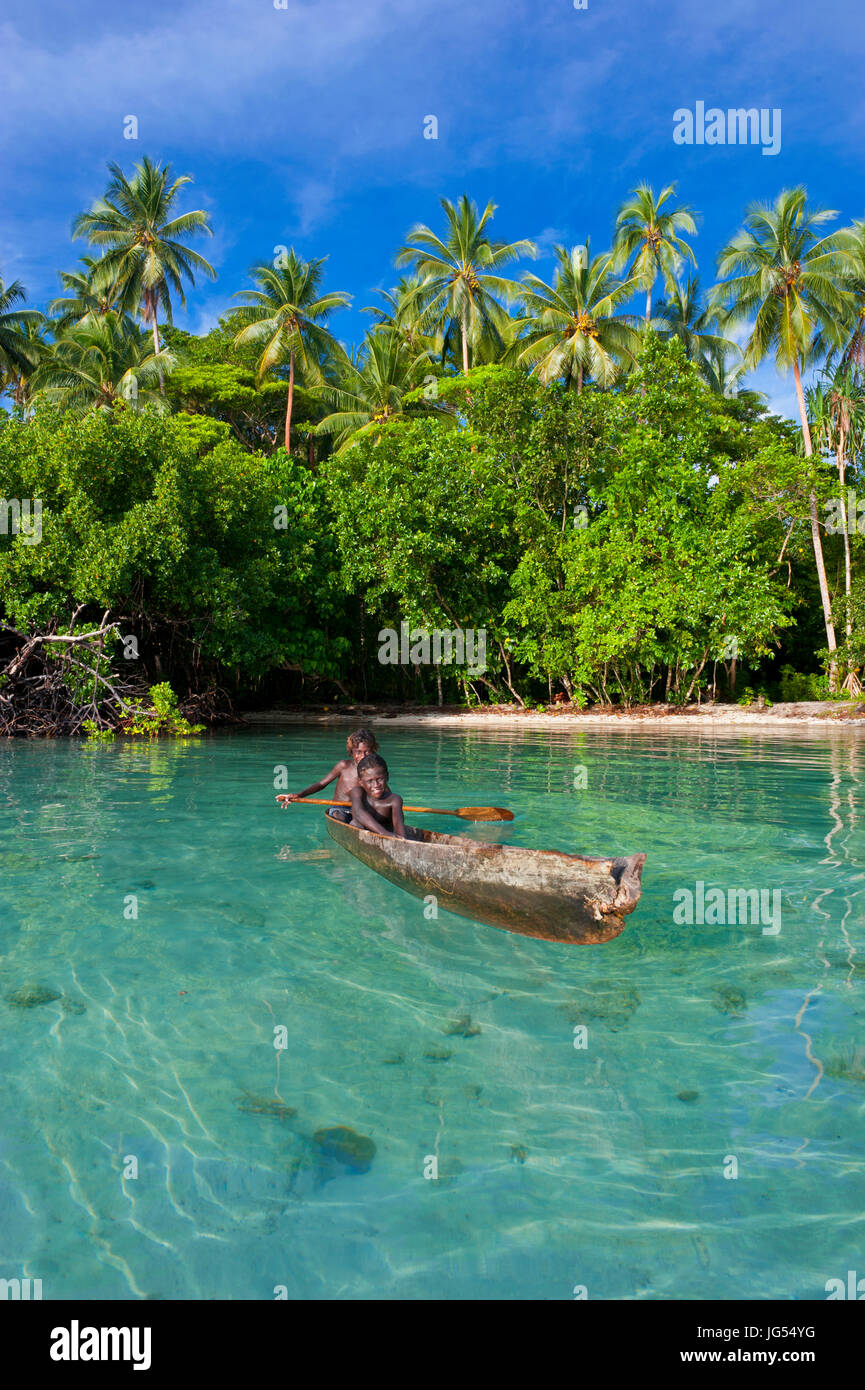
<box><xmin>347</xmin><ymin>728</ymin><xmax>378</xmax><ymax>751</ymax></box>
<box><xmin>357</xmin><ymin>753</ymin><xmax>387</xmax><ymax>776</ymax></box>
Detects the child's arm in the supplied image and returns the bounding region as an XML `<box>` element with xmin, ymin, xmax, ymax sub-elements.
<box><xmin>277</xmin><ymin>763</ymin><xmax>343</xmax><ymax>805</ymax></box>
<box><xmin>349</xmin><ymin>785</ymin><xmax>396</xmax><ymax>836</ymax></box>
<box><xmin>390</xmin><ymin>795</ymin><xmax>408</xmax><ymax>840</ymax></box>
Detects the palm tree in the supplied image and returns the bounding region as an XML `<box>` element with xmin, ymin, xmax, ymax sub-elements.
<box><xmin>31</xmin><ymin>312</ymin><xmax>173</xmax><ymax>414</ymax></box>
<box><xmin>825</xmin><ymin>217</ymin><xmax>865</xmax><ymax>376</ymax></box>
<box><xmin>363</xmin><ymin>274</ymin><xmax>438</xmax><ymax>355</ymax></box>
<box><xmin>315</xmin><ymin>328</ymin><xmax>434</xmax><ymax>451</ymax></box>
<box><xmin>4</xmin><ymin>319</ymin><xmax>50</xmax><ymax>414</ymax></box>
<box><xmin>396</xmin><ymin>195</ymin><xmax>536</xmax><ymax>374</ymax></box>
<box><xmin>72</xmin><ymin>156</ymin><xmax>215</xmax><ymax>391</ymax></box>
<box><xmin>701</xmin><ymin>343</ymin><xmax>748</xmax><ymax>399</ymax></box>
<box><xmin>0</xmin><ymin>275</ymin><xmax>45</xmax><ymax>397</ymax></box>
<box><xmin>614</xmin><ymin>183</ymin><xmax>698</xmax><ymax>323</ymax></box>
<box><xmin>233</xmin><ymin>251</ymin><xmax>351</xmax><ymax>454</ymax></box>
<box><xmin>48</xmin><ymin>255</ymin><xmax>136</xmax><ymax>330</ymax></box>
<box><xmin>514</xmin><ymin>241</ymin><xmax>641</xmax><ymax>390</ymax></box>
<box><xmin>709</xmin><ymin>187</ymin><xmax>857</xmax><ymax>682</ymax></box>
<box><xmin>655</xmin><ymin>275</ymin><xmax>742</xmax><ymax>389</ymax></box>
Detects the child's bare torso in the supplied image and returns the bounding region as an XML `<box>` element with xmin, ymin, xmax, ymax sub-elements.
<box><xmin>333</xmin><ymin>758</ymin><xmax>361</xmax><ymax>801</ymax></box>
<box><xmin>359</xmin><ymin>789</ymin><xmax>399</xmax><ymax>829</ymax></box>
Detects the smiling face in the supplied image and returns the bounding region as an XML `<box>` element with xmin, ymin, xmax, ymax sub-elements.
<box><xmin>359</xmin><ymin>765</ymin><xmax>388</xmax><ymax>799</ymax></box>
<box><xmin>350</xmin><ymin>742</ymin><xmax>374</xmax><ymax>766</ymax></box>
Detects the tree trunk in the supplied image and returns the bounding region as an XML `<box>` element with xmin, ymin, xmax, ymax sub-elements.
<box><xmin>496</xmin><ymin>641</ymin><xmax>524</xmax><ymax>706</ymax></box>
<box><xmin>838</xmin><ymin>444</ymin><xmax>852</xmax><ymax>643</ymax></box>
<box><xmin>461</xmin><ymin>324</ymin><xmax>469</xmax><ymax>375</ymax></box>
<box><xmin>645</xmin><ymin>285</ymin><xmax>652</xmax><ymax>325</ymax></box>
<box><xmin>285</xmin><ymin>348</ymin><xmax>295</xmax><ymax>454</ymax></box>
<box><xmin>150</xmin><ymin>295</ymin><xmax>164</xmax><ymax>395</ymax></box>
<box><xmin>685</xmin><ymin>651</ymin><xmax>709</xmax><ymax>702</ymax></box>
<box><xmin>359</xmin><ymin>596</ymin><xmax>368</xmax><ymax>701</ymax></box>
<box><xmin>792</xmin><ymin>358</ymin><xmax>838</xmax><ymax>687</ymax></box>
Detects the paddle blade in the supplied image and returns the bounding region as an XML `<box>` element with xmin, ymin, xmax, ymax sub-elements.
<box><xmin>454</xmin><ymin>806</ymin><xmax>514</xmax><ymax>822</ymax></box>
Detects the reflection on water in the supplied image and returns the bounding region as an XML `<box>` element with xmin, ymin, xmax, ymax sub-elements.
<box><xmin>0</xmin><ymin>725</ymin><xmax>863</xmax><ymax>1300</ymax></box>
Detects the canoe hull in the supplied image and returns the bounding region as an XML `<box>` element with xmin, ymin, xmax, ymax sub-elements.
<box><xmin>325</xmin><ymin>816</ymin><xmax>645</xmax><ymax>945</ymax></box>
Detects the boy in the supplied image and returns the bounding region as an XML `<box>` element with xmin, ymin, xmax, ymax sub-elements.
<box><xmin>276</xmin><ymin>729</ymin><xmax>378</xmax><ymax>823</ymax></box>
<box><xmin>349</xmin><ymin>753</ymin><xmax>409</xmax><ymax>839</ymax></box>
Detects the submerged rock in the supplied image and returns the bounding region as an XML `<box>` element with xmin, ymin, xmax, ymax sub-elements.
<box><xmin>423</xmin><ymin>1047</ymin><xmax>452</xmax><ymax>1062</ymax></box>
<box><xmin>560</xmin><ymin>981</ymin><xmax>641</xmax><ymax>1030</ymax></box>
<box><xmin>711</xmin><ymin>985</ymin><xmax>747</xmax><ymax>1016</ymax></box>
<box><xmin>6</xmin><ymin>986</ymin><xmax>62</xmax><ymax>1008</ymax></box>
<box><xmin>509</xmin><ymin>1144</ymin><xmax>528</xmax><ymax>1164</ymax></box>
<box><xmin>60</xmin><ymin>996</ymin><xmax>87</xmax><ymax>1016</ymax></box>
<box><xmin>431</xmin><ymin>1156</ymin><xmax>464</xmax><ymax>1185</ymax></box>
<box><xmin>235</xmin><ymin>1092</ymin><xmax>297</xmax><ymax>1121</ymax></box>
<box><xmin>444</xmin><ymin>1013</ymin><xmax>481</xmax><ymax>1037</ymax></box>
<box><xmin>312</xmin><ymin>1126</ymin><xmax>376</xmax><ymax>1173</ymax></box>
<box><xmin>677</xmin><ymin>1090</ymin><xmax>700</xmax><ymax>1103</ymax></box>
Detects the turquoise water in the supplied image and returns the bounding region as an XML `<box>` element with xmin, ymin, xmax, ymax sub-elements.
<box><xmin>1</xmin><ymin>725</ymin><xmax>864</xmax><ymax>1301</ymax></box>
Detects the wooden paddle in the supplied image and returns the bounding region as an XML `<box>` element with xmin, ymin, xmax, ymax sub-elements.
<box><xmin>278</xmin><ymin>796</ymin><xmax>514</xmax><ymax>823</ymax></box>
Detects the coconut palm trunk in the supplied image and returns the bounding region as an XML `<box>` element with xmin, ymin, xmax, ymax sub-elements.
<box><xmin>461</xmin><ymin>322</ymin><xmax>470</xmax><ymax>375</ymax></box>
<box><xmin>792</xmin><ymin>356</ymin><xmax>838</xmax><ymax>685</ymax></box>
<box><xmin>838</xmin><ymin>440</ymin><xmax>853</xmax><ymax>642</ymax></box>
<box><xmin>144</xmin><ymin>290</ymin><xmax>164</xmax><ymax>394</ymax></box>
<box><xmin>285</xmin><ymin>346</ymin><xmax>295</xmax><ymax>453</ymax></box>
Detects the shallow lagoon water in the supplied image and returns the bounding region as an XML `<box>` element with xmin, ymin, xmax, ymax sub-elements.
<box><xmin>1</xmin><ymin>725</ymin><xmax>863</xmax><ymax>1300</ymax></box>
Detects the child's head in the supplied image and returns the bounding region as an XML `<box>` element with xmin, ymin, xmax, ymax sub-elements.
<box><xmin>357</xmin><ymin>752</ymin><xmax>388</xmax><ymax>796</ymax></box>
<box><xmin>347</xmin><ymin>728</ymin><xmax>378</xmax><ymax>764</ymax></box>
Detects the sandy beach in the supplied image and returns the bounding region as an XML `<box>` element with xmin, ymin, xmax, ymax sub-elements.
<box><xmin>242</xmin><ymin>700</ymin><xmax>865</xmax><ymax>732</ymax></box>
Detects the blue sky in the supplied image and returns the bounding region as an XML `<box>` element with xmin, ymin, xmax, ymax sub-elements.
<box><xmin>2</xmin><ymin>0</ymin><xmax>864</xmax><ymax>416</ymax></box>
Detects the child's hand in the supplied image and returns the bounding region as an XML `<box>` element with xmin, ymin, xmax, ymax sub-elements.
<box><xmin>276</xmin><ymin>794</ymin><xmax>299</xmax><ymax>806</ymax></box>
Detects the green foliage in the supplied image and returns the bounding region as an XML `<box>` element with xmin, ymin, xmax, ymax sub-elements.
<box><xmin>499</xmin><ymin>339</ymin><xmax>793</xmax><ymax>703</ymax></box>
<box><xmin>163</xmin><ymin>317</ymin><xmax>316</xmax><ymax>452</ymax></box>
<box><xmin>0</xmin><ymin>405</ymin><xmax>350</xmax><ymax>692</ymax></box>
<box><xmin>325</xmin><ymin>413</ymin><xmax>517</xmax><ymax>695</ymax></box>
<box><xmin>320</xmin><ymin>342</ymin><xmax>798</xmax><ymax>706</ymax></box>
<box><xmin>82</xmin><ymin>719</ymin><xmax>115</xmax><ymax>741</ymax></box>
<box><xmin>0</xmin><ymin>316</ymin><xmax>857</xmax><ymax>715</ymax></box>
<box><xmin>736</xmin><ymin>687</ymin><xmax>773</xmax><ymax>708</ymax></box>
<box><xmin>778</xmin><ymin>665</ymin><xmax>831</xmax><ymax>702</ymax></box>
<box><xmin>124</xmin><ymin>682</ymin><xmax>205</xmax><ymax>737</ymax></box>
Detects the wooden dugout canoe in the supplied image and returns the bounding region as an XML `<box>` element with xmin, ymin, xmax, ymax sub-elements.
<box><xmin>324</xmin><ymin>815</ymin><xmax>646</xmax><ymax>945</ymax></box>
